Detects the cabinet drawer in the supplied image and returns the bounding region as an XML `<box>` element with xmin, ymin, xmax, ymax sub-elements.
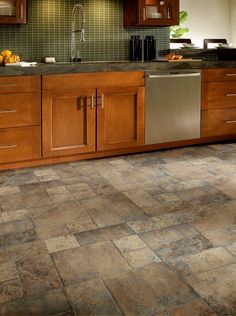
<box><xmin>0</xmin><ymin>76</ymin><xmax>41</xmax><ymax>93</ymax></box>
<box><xmin>201</xmin><ymin>108</ymin><xmax>236</xmax><ymax>137</ymax></box>
<box><xmin>202</xmin><ymin>68</ymin><xmax>236</xmax><ymax>82</ymax></box>
<box><xmin>43</xmin><ymin>71</ymin><xmax>145</xmax><ymax>91</ymax></box>
<box><xmin>0</xmin><ymin>93</ymin><xmax>41</xmax><ymax>128</ymax></box>
<box><xmin>0</xmin><ymin>126</ymin><xmax>41</xmax><ymax>164</ymax></box>
<box><xmin>202</xmin><ymin>82</ymin><xmax>236</xmax><ymax>110</ymax></box>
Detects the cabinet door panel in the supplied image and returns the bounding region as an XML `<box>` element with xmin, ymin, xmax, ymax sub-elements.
<box><xmin>42</xmin><ymin>89</ymin><xmax>96</xmax><ymax>157</ymax></box>
<box><xmin>201</xmin><ymin>108</ymin><xmax>236</xmax><ymax>137</ymax></box>
<box><xmin>97</xmin><ymin>86</ymin><xmax>144</xmax><ymax>151</ymax></box>
<box><xmin>202</xmin><ymin>82</ymin><xmax>236</xmax><ymax>110</ymax></box>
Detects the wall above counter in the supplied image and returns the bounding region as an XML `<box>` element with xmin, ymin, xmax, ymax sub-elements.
<box><xmin>0</xmin><ymin>0</ymin><xmax>170</xmax><ymax>63</ymax></box>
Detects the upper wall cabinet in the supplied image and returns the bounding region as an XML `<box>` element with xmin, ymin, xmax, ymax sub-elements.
<box><xmin>123</xmin><ymin>0</ymin><xmax>179</xmax><ymax>27</ymax></box>
<box><xmin>0</xmin><ymin>0</ymin><xmax>27</xmax><ymax>24</ymax></box>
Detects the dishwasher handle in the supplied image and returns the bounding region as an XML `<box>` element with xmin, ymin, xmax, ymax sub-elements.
<box><xmin>147</xmin><ymin>72</ymin><xmax>200</xmax><ymax>79</ymax></box>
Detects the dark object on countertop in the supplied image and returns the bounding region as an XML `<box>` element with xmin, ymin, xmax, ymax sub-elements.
<box><xmin>170</xmin><ymin>38</ymin><xmax>192</xmax><ymax>44</ymax></box>
<box><xmin>144</xmin><ymin>35</ymin><xmax>156</xmax><ymax>61</ymax></box>
<box><xmin>203</xmin><ymin>38</ymin><xmax>227</xmax><ymax>49</ymax></box>
<box><xmin>130</xmin><ymin>35</ymin><xmax>142</xmax><ymax>61</ymax></box>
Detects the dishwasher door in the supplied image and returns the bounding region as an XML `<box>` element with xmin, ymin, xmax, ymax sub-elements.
<box><xmin>145</xmin><ymin>70</ymin><xmax>201</xmax><ymax>145</ymax></box>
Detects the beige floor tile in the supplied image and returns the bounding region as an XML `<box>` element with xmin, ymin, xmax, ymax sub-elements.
<box><xmin>44</xmin><ymin>235</ymin><xmax>79</xmax><ymax>253</ymax></box>
<box><xmin>0</xmin><ymin>262</ymin><xmax>18</xmax><ymax>283</ymax></box>
<box><xmin>127</xmin><ymin>216</ymin><xmax>166</xmax><ymax>234</ymax></box>
<box><xmin>226</xmin><ymin>242</ymin><xmax>236</xmax><ymax>256</ymax></box>
<box><xmin>123</xmin><ymin>247</ymin><xmax>162</xmax><ymax>268</ymax></box>
<box><xmin>169</xmin><ymin>247</ymin><xmax>236</xmax><ymax>277</ymax></box>
<box><xmin>46</xmin><ymin>186</ymin><xmax>74</xmax><ymax>203</ymax></box>
<box><xmin>0</xmin><ymin>279</ymin><xmax>23</xmax><ymax>304</ymax></box>
<box><xmin>113</xmin><ymin>234</ymin><xmax>147</xmax><ymax>253</ymax></box>
<box><xmin>201</xmin><ymin>226</ymin><xmax>236</xmax><ymax>247</ymax></box>
<box><xmin>0</xmin><ymin>186</ymin><xmax>20</xmax><ymax>196</ymax></box>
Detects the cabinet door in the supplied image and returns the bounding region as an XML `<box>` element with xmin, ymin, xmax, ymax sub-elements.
<box><xmin>97</xmin><ymin>86</ymin><xmax>145</xmax><ymax>151</ymax></box>
<box><xmin>0</xmin><ymin>0</ymin><xmax>27</xmax><ymax>24</ymax></box>
<box><xmin>124</xmin><ymin>0</ymin><xmax>179</xmax><ymax>27</ymax></box>
<box><xmin>42</xmin><ymin>89</ymin><xmax>96</xmax><ymax>158</ymax></box>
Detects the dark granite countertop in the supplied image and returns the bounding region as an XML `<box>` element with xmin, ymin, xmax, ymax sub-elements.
<box><xmin>1</xmin><ymin>60</ymin><xmax>236</xmax><ymax>76</ymax></box>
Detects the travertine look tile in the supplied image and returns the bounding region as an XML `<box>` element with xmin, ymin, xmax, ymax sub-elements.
<box><xmin>0</xmin><ymin>288</ymin><xmax>70</xmax><ymax>316</ymax></box>
<box><xmin>1</xmin><ymin>209</ymin><xmax>29</xmax><ymax>223</ymax></box>
<box><xmin>44</xmin><ymin>235</ymin><xmax>79</xmax><ymax>253</ymax></box>
<box><xmin>75</xmin><ymin>223</ymin><xmax>133</xmax><ymax>246</ymax></box>
<box><xmin>127</xmin><ymin>216</ymin><xmax>166</xmax><ymax>234</ymax></box>
<box><xmin>80</xmin><ymin>192</ymin><xmax>143</xmax><ymax>227</ymax></box>
<box><xmin>66</xmin><ymin>212</ymin><xmax>97</xmax><ymax>234</ymax></box>
<box><xmin>113</xmin><ymin>234</ymin><xmax>147</xmax><ymax>253</ymax></box>
<box><xmin>201</xmin><ymin>226</ymin><xmax>236</xmax><ymax>247</ymax></box>
<box><xmin>123</xmin><ymin>247</ymin><xmax>161</xmax><ymax>268</ymax></box>
<box><xmin>66</xmin><ymin>278</ymin><xmax>122</xmax><ymax>315</ymax></box>
<box><xmin>66</xmin><ymin>182</ymin><xmax>97</xmax><ymax>200</ymax></box>
<box><xmin>226</xmin><ymin>242</ymin><xmax>236</xmax><ymax>256</ymax></box>
<box><xmin>0</xmin><ymin>278</ymin><xmax>23</xmax><ymax>304</ymax></box>
<box><xmin>46</xmin><ymin>186</ymin><xmax>74</xmax><ymax>203</ymax></box>
<box><xmin>156</xmin><ymin>299</ymin><xmax>218</xmax><ymax>316</ymax></box>
<box><xmin>187</xmin><ymin>263</ymin><xmax>236</xmax><ymax>315</ymax></box>
<box><xmin>0</xmin><ymin>262</ymin><xmax>18</xmax><ymax>283</ymax></box>
<box><xmin>52</xmin><ymin>241</ymin><xmax>131</xmax><ymax>286</ymax></box>
<box><xmin>105</xmin><ymin>263</ymin><xmax>197</xmax><ymax>316</ymax></box>
<box><xmin>0</xmin><ymin>186</ymin><xmax>20</xmax><ymax>196</ymax></box>
<box><xmin>169</xmin><ymin>247</ymin><xmax>236</xmax><ymax>277</ymax></box>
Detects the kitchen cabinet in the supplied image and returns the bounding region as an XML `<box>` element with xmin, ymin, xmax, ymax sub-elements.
<box><xmin>42</xmin><ymin>71</ymin><xmax>145</xmax><ymax>158</ymax></box>
<box><xmin>123</xmin><ymin>0</ymin><xmax>179</xmax><ymax>27</ymax></box>
<box><xmin>0</xmin><ymin>76</ymin><xmax>41</xmax><ymax>164</ymax></box>
<box><xmin>201</xmin><ymin>68</ymin><xmax>236</xmax><ymax>138</ymax></box>
<box><xmin>0</xmin><ymin>0</ymin><xmax>27</xmax><ymax>24</ymax></box>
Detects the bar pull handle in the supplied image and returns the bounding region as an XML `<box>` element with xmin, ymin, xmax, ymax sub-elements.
<box><xmin>226</xmin><ymin>74</ymin><xmax>236</xmax><ymax>77</ymax></box>
<box><xmin>0</xmin><ymin>144</ymin><xmax>17</xmax><ymax>149</ymax></box>
<box><xmin>77</xmin><ymin>95</ymin><xmax>87</xmax><ymax>111</ymax></box>
<box><xmin>0</xmin><ymin>84</ymin><xmax>17</xmax><ymax>87</ymax></box>
<box><xmin>0</xmin><ymin>109</ymin><xmax>17</xmax><ymax>114</ymax></box>
<box><xmin>225</xmin><ymin>93</ymin><xmax>236</xmax><ymax>97</ymax></box>
<box><xmin>225</xmin><ymin>120</ymin><xmax>236</xmax><ymax>124</ymax></box>
<box><xmin>101</xmin><ymin>94</ymin><xmax>105</xmax><ymax>110</ymax></box>
<box><xmin>20</xmin><ymin>3</ymin><xmax>23</xmax><ymax>19</ymax></box>
<box><xmin>90</xmin><ymin>94</ymin><xmax>95</xmax><ymax>110</ymax></box>
<box><xmin>143</xmin><ymin>8</ymin><xmax>146</xmax><ymax>20</ymax></box>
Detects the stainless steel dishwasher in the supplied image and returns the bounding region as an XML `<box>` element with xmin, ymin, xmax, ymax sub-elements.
<box><xmin>145</xmin><ymin>69</ymin><xmax>201</xmax><ymax>145</ymax></box>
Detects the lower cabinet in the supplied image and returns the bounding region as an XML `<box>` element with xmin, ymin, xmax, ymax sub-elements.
<box><xmin>97</xmin><ymin>86</ymin><xmax>145</xmax><ymax>151</ymax></box>
<box><xmin>42</xmin><ymin>89</ymin><xmax>96</xmax><ymax>157</ymax></box>
<box><xmin>42</xmin><ymin>72</ymin><xmax>145</xmax><ymax>158</ymax></box>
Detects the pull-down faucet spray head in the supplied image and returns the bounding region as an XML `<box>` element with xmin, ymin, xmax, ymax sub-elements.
<box><xmin>71</xmin><ymin>4</ymin><xmax>85</xmax><ymax>62</ymax></box>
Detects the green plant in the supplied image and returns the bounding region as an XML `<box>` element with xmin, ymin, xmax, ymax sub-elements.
<box><xmin>170</xmin><ymin>11</ymin><xmax>189</xmax><ymax>38</ymax></box>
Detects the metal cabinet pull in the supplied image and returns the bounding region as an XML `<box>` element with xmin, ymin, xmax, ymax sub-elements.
<box><xmin>0</xmin><ymin>84</ymin><xmax>17</xmax><ymax>87</ymax></box>
<box><xmin>77</xmin><ymin>95</ymin><xmax>87</xmax><ymax>111</ymax></box>
<box><xmin>91</xmin><ymin>94</ymin><xmax>95</xmax><ymax>110</ymax></box>
<box><xmin>101</xmin><ymin>94</ymin><xmax>105</xmax><ymax>109</ymax></box>
<box><xmin>19</xmin><ymin>3</ymin><xmax>24</xmax><ymax>19</ymax></box>
<box><xmin>226</xmin><ymin>74</ymin><xmax>236</xmax><ymax>77</ymax></box>
<box><xmin>143</xmin><ymin>8</ymin><xmax>146</xmax><ymax>20</ymax></box>
<box><xmin>225</xmin><ymin>120</ymin><xmax>236</xmax><ymax>124</ymax></box>
<box><xmin>0</xmin><ymin>109</ymin><xmax>17</xmax><ymax>114</ymax></box>
<box><xmin>225</xmin><ymin>93</ymin><xmax>236</xmax><ymax>97</ymax></box>
<box><xmin>0</xmin><ymin>144</ymin><xmax>17</xmax><ymax>149</ymax></box>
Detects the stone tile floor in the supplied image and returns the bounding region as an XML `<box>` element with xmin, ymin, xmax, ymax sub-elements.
<box><xmin>0</xmin><ymin>142</ymin><xmax>236</xmax><ymax>315</ymax></box>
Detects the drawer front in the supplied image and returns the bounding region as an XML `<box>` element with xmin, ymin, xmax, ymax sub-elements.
<box><xmin>0</xmin><ymin>126</ymin><xmax>41</xmax><ymax>164</ymax></box>
<box><xmin>43</xmin><ymin>71</ymin><xmax>145</xmax><ymax>91</ymax></box>
<box><xmin>202</xmin><ymin>82</ymin><xmax>236</xmax><ymax>110</ymax></box>
<box><xmin>0</xmin><ymin>76</ymin><xmax>41</xmax><ymax>93</ymax></box>
<box><xmin>0</xmin><ymin>93</ymin><xmax>41</xmax><ymax>128</ymax></box>
<box><xmin>201</xmin><ymin>108</ymin><xmax>236</xmax><ymax>137</ymax></box>
<box><xmin>202</xmin><ymin>68</ymin><xmax>236</xmax><ymax>82</ymax></box>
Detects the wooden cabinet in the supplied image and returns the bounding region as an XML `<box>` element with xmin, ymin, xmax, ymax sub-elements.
<box><xmin>123</xmin><ymin>0</ymin><xmax>179</xmax><ymax>27</ymax></box>
<box><xmin>0</xmin><ymin>76</ymin><xmax>41</xmax><ymax>164</ymax></box>
<box><xmin>201</xmin><ymin>68</ymin><xmax>236</xmax><ymax>138</ymax></box>
<box><xmin>0</xmin><ymin>0</ymin><xmax>27</xmax><ymax>24</ymax></box>
<box><xmin>42</xmin><ymin>89</ymin><xmax>96</xmax><ymax>157</ymax></box>
<box><xmin>42</xmin><ymin>71</ymin><xmax>145</xmax><ymax>158</ymax></box>
<box><xmin>97</xmin><ymin>87</ymin><xmax>144</xmax><ymax>151</ymax></box>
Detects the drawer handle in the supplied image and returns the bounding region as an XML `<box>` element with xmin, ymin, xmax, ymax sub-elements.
<box><xmin>91</xmin><ymin>94</ymin><xmax>95</xmax><ymax>110</ymax></box>
<box><xmin>0</xmin><ymin>84</ymin><xmax>17</xmax><ymax>87</ymax></box>
<box><xmin>20</xmin><ymin>3</ymin><xmax>23</xmax><ymax>19</ymax></box>
<box><xmin>101</xmin><ymin>94</ymin><xmax>105</xmax><ymax>109</ymax></box>
<box><xmin>226</xmin><ymin>93</ymin><xmax>236</xmax><ymax>97</ymax></box>
<box><xmin>143</xmin><ymin>8</ymin><xmax>146</xmax><ymax>20</ymax></box>
<box><xmin>0</xmin><ymin>144</ymin><xmax>17</xmax><ymax>149</ymax></box>
<box><xmin>0</xmin><ymin>109</ymin><xmax>17</xmax><ymax>114</ymax></box>
<box><xmin>226</xmin><ymin>74</ymin><xmax>236</xmax><ymax>77</ymax></box>
<box><xmin>77</xmin><ymin>95</ymin><xmax>87</xmax><ymax>111</ymax></box>
<box><xmin>225</xmin><ymin>120</ymin><xmax>236</xmax><ymax>124</ymax></box>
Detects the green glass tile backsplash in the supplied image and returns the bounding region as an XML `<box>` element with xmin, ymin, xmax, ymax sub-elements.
<box><xmin>0</xmin><ymin>0</ymin><xmax>170</xmax><ymax>62</ymax></box>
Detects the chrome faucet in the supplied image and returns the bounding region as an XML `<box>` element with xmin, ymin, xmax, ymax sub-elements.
<box><xmin>71</xmin><ymin>3</ymin><xmax>85</xmax><ymax>62</ymax></box>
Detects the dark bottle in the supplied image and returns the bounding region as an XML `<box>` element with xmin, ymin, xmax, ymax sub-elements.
<box><xmin>144</xmin><ymin>35</ymin><xmax>156</xmax><ymax>61</ymax></box>
<box><xmin>130</xmin><ymin>35</ymin><xmax>142</xmax><ymax>61</ymax></box>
